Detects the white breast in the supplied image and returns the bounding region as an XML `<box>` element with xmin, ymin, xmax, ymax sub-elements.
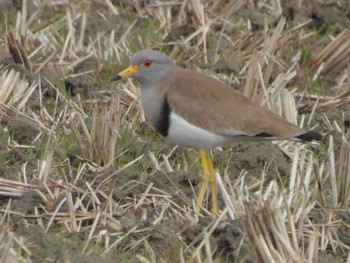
<box><xmin>167</xmin><ymin>112</ymin><xmax>232</xmax><ymax>149</ymax></box>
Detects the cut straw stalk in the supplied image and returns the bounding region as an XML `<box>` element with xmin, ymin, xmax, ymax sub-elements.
<box><xmin>243</xmin><ymin>18</ymin><xmax>290</xmax><ymax>107</ymax></box>
<box><xmin>69</xmin><ymin>93</ymin><xmax>121</xmax><ymax>166</ymax></box>
<box><xmin>0</xmin><ymin>68</ymin><xmax>37</xmax><ymax>110</ymax></box>
<box><xmin>311</xmin><ymin>29</ymin><xmax>350</xmax><ymax>78</ymax></box>
<box><xmin>328</xmin><ymin>136</ymin><xmax>338</xmax><ymax>207</ymax></box>
<box><xmin>219</xmin><ymin>154</ymin><xmax>327</xmax><ymax>262</ymax></box>
<box><xmin>0</xmin><ymin>179</ymin><xmax>34</xmax><ymax>197</ymax></box>
<box><xmin>337</xmin><ymin>138</ymin><xmax>350</xmax><ymax>206</ymax></box>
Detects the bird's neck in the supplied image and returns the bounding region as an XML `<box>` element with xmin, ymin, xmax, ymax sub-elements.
<box><xmin>139</xmin><ymin>84</ymin><xmax>168</xmax><ymax>129</ymax></box>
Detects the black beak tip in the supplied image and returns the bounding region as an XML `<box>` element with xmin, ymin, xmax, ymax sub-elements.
<box><xmin>111</xmin><ymin>75</ymin><xmax>122</xmax><ymax>81</ymax></box>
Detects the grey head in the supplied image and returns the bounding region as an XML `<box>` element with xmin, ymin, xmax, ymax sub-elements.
<box><xmin>131</xmin><ymin>50</ymin><xmax>176</xmax><ymax>86</ymax></box>
<box><xmin>112</xmin><ymin>50</ymin><xmax>176</xmax><ymax>87</ymax></box>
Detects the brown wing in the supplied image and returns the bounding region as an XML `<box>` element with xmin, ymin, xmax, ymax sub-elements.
<box><xmin>166</xmin><ymin>68</ymin><xmax>306</xmax><ymax>138</ymax></box>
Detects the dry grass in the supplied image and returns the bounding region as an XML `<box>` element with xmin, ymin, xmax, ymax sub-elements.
<box><xmin>0</xmin><ymin>0</ymin><xmax>350</xmax><ymax>262</ymax></box>
<box><xmin>0</xmin><ymin>67</ymin><xmax>37</xmax><ymax>112</ymax></box>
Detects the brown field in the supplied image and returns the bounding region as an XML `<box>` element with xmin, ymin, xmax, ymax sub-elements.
<box><xmin>0</xmin><ymin>0</ymin><xmax>350</xmax><ymax>262</ymax></box>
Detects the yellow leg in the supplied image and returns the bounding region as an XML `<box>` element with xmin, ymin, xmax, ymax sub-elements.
<box><xmin>206</xmin><ymin>152</ymin><xmax>218</xmax><ymax>214</ymax></box>
<box><xmin>196</xmin><ymin>150</ymin><xmax>209</xmax><ymax>214</ymax></box>
<box><xmin>196</xmin><ymin>150</ymin><xmax>218</xmax><ymax>214</ymax></box>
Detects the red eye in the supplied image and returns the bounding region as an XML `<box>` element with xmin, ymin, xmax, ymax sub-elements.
<box><xmin>143</xmin><ymin>60</ymin><xmax>153</xmax><ymax>68</ymax></box>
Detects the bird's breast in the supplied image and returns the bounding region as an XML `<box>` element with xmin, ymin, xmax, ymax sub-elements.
<box><xmin>139</xmin><ymin>87</ymin><xmax>170</xmax><ymax>137</ymax></box>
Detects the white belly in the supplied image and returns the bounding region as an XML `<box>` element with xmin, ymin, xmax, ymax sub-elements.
<box><xmin>167</xmin><ymin>112</ymin><xmax>232</xmax><ymax>149</ymax></box>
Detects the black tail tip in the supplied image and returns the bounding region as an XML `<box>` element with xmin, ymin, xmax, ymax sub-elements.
<box><xmin>296</xmin><ymin>131</ymin><xmax>323</xmax><ymax>142</ymax></box>
<box><xmin>111</xmin><ymin>74</ymin><xmax>122</xmax><ymax>81</ymax></box>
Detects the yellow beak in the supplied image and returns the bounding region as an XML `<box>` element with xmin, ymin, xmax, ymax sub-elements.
<box><xmin>111</xmin><ymin>65</ymin><xmax>138</xmax><ymax>81</ymax></box>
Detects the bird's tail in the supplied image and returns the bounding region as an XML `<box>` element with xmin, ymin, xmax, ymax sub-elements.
<box><xmin>295</xmin><ymin>131</ymin><xmax>324</xmax><ymax>142</ymax></box>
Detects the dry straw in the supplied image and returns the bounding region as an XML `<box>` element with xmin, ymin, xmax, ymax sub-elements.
<box><xmin>0</xmin><ymin>1</ymin><xmax>350</xmax><ymax>262</ymax></box>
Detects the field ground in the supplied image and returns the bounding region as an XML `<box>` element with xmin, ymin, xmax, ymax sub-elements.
<box><xmin>0</xmin><ymin>0</ymin><xmax>350</xmax><ymax>262</ymax></box>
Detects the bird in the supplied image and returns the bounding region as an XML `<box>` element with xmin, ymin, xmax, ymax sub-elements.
<box><xmin>112</xmin><ymin>50</ymin><xmax>322</xmax><ymax>214</ymax></box>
